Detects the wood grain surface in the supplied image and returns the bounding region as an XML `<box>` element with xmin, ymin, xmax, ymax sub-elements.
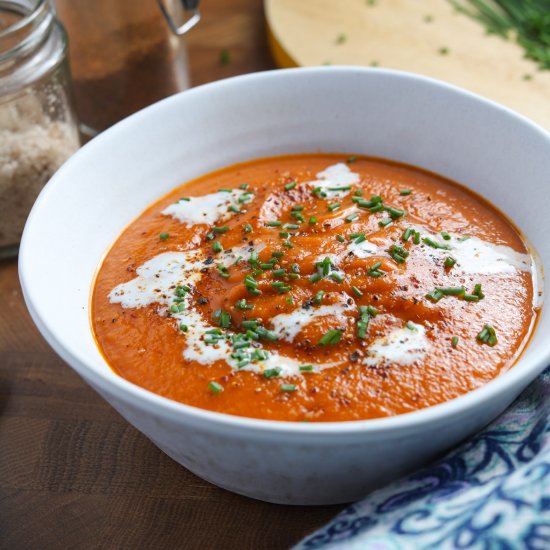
<box><xmin>266</xmin><ymin>0</ymin><xmax>550</xmax><ymax>131</ymax></box>
<box><xmin>0</xmin><ymin>1</ymin><xmax>342</xmax><ymax>548</ymax></box>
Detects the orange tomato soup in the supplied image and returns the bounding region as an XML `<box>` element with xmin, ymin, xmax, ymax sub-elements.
<box><xmin>92</xmin><ymin>154</ymin><xmax>538</xmax><ymax>422</ymax></box>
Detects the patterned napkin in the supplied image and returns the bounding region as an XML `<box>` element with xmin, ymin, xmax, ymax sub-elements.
<box><xmin>295</xmin><ymin>368</ymin><xmax>550</xmax><ymax>550</ymax></box>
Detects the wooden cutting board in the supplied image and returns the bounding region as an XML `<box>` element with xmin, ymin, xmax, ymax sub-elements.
<box><xmin>265</xmin><ymin>0</ymin><xmax>550</xmax><ymax>131</ymax></box>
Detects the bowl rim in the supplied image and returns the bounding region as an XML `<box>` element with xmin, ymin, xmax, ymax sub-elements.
<box><xmin>19</xmin><ymin>65</ymin><xmax>550</xmax><ymax>435</ymax></box>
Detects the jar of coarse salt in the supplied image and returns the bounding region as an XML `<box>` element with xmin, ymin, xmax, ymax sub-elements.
<box><xmin>0</xmin><ymin>0</ymin><xmax>79</xmax><ymax>258</ymax></box>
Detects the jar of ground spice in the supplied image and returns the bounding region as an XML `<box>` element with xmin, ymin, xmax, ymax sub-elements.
<box><xmin>54</xmin><ymin>0</ymin><xmax>199</xmax><ymax>134</ymax></box>
<box><xmin>0</xmin><ymin>0</ymin><xmax>80</xmax><ymax>258</ymax></box>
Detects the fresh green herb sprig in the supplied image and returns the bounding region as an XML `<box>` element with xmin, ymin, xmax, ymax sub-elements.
<box><xmin>450</xmin><ymin>0</ymin><xmax>550</xmax><ymax>71</ymax></box>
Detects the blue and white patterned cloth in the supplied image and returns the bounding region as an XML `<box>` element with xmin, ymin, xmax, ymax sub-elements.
<box><xmin>295</xmin><ymin>368</ymin><xmax>550</xmax><ymax>550</ymax></box>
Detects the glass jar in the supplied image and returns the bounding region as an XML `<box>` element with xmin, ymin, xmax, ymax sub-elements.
<box><xmin>0</xmin><ymin>0</ymin><xmax>79</xmax><ymax>258</ymax></box>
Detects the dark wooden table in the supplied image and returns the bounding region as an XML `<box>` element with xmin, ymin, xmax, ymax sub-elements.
<box><xmin>0</xmin><ymin>2</ymin><xmax>343</xmax><ymax>548</ymax></box>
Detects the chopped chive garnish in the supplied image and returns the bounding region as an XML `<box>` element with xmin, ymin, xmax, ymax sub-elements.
<box><xmin>444</xmin><ymin>256</ymin><xmax>456</xmax><ymax>269</ymax></box>
<box><xmin>413</xmin><ymin>230</ymin><xmax>421</xmax><ymax>245</ymax></box>
<box><xmin>280</xmin><ymin>384</ymin><xmax>297</xmax><ymax>392</ymax></box>
<box><xmin>212</xmin><ymin>241</ymin><xmax>223</xmax><ymax>254</ymax></box>
<box><xmin>266</xmin><ymin>220</ymin><xmax>282</xmax><ymax>227</ymax></box>
<box><xmin>241</xmin><ymin>320</ymin><xmax>258</xmax><ymax>329</ymax></box>
<box><xmin>368</xmin><ymin>262</ymin><xmax>385</xmax><ymax>278</ymax></box>
<box><xmin>451</xmin><ymin>336</ymin><xmax>459</xmax><ymax>348</ymax></box>
<box><xmin>328</xmin><ymin>186</ymin><xmax>352</xmax><ymax>191</ymax></box>
<box><xmin>263</xmin><ymin>367</ymin><xmax>282</xmax><ymax>379</ymax></box>
<box><xmin>214</xmin><ymin>309</ymin><xmax>231</xmax><ymax>328</ymax></box>
<box><xmin>464</xmin><ymin>294</ymin><xmax>479</xmax><ymax>302</ymax></box>
<box><xmin>318</xmin><ymin>329</ymin><xmax>343</xmax><ymax>345</ymax></box>
<box><xmin>347</xmin><ymin>156</ymin><xmax>357</xmax><ymax>163</ymax></box>
<box><xmin>400</xmin><ymin>189</ymin><xmax>412</xmax><ymax>196</ymax></box>
<box><xmin>354</xmin><ymin>189</ymin><xmax>364</xmax><ymax>197</ymax></box>
<box><xmin>438</xmin><ymin>287</ymin><xmax>465</xmax><ymax>296</ymax></box>
<box><xmin>309</xmin><ymin>273</ymin><xmax>322</xmax><ymax>283</ymax></box>
<box><xmin>387</xmin><ymin>244</ymin><xmax>409</xmax><ymax>264</ymax></box>
<box><xmin>279</xmin><ymin>231</ymin><xmax>290</xmax><ymax>238</ymax></box>
<box><xmin>423</xmin><ymin>237</ymin><xmax>450</xmax><ymax>250</ymax></box>
<box><xmin>175</xmin><ymin>285</ymin><xmax>189</xmax><ymax>297</ymax></box>
<box><xmin>402</xmin><ymin>228</ymin><xmax>412</xmax><ymax>242</ymax></box>
<box><xmin>218</xmin><ymin>188</ymin><xmax>232</xmax><ymax>192</ymax></box>
<box><xmin>245</xmin><ymin>274</ymin><xmax>261</xmax><ymax>295</ymax></box>
<box><xmin>299</xmin><ymin>364</ymin><xmax>313</xmax><ymax>372</ymax></box>
<box><xmin>352</xmin><ymin>286</ymin><xmax>363</xmax><ymax>297</ymax></box>
<box><xmin>345</xmin><ymin>212</ymin><xmax>359</xmax><ymax>223</ymax></box>
<box><xmin>245</xmin><ymin>330</ymin><xmax>259</xmax><ymax>342</ymax></box>
<box><xmin>292</xmin><ymin>205</ymin><xmax>304</xmax><ymax>211</ymax></box>
<box><xmin>286</xmin><ymin>297</ymin><xmax>294</xmax><ymax>305</ymax></box>
<box><xmin>357</xmin><ymin>305</ymin><xmax>378</xmax><ymax>339</ymax></box>
<box><xmin>284</xmin><ymin>223</ymin><xmax>300</xmax><ymax>230</ymax></box>
<box><xmin>208</xmin><ymin>381</ymin><xmax>224</xmax><ymax>394</ymax></box>
<box><xmin>239</xmin><ymin>183</ymin><xmax>249</xmax><ymax>190</ymax></box>
<box><xmin>291</xmin><ymin>211</ymin><xmax>305</xmax><ymax>222</ymax></box>
<box><xmin>217</xmin><ymin>264</ymin><xmax>230</xmax><ymax>278</ymax></box>
<box><xmin>244</xmin><ymin>275</ymin><xmax>257</xmax><ymax>287</ymax></box>
<box><xmin>441</xmin><ymin>231</ymin><xmax>451</xmax><ymax>241</ymax></box>
<box><xmin>179</xmin><ymin>323</ymin><xmax>188</xmax><ymax>332</ymax></box>
<box><xmin>248</xmin><ymin>250</ymin><xmax>259</xmax><ymax>267</ymax></box>
<box><xmin>309</xmin><ymin>216</ymin><xmax>317</xmax><ymax>225</ymax></box>
<box><xmin>256</xmin><ymin>326</ymin><xmax>279</xmax><ymax>341</ymax></box>
<box><xmin>170</xmin><ymin>303</ymin><xmax>185</xmax><ymax>313</ymax></box>
<box><xmin>369</xmin><ymin>203</ymin><xmax>384</xmax><ymax>213</ymax></box>
<box><xmin>330</xmin><ymin>272</ymin><xmax>344</xmax><ymax>282</ymax></box>
<box><xmin>244</xmin><ymin>223</ymin><xmax>253</xmax><ymax>234</ymax></box>
<box><xmin>159</xmin><ymin>232</ymin><xmax>170</xmax><ymax>240</ymax></box>
<box><xmin>178</xmin><ymin>197</ymin><xmax>190</xmax><ymax>202</ymax></box>
<box><xmin>379</xmin><ymin>218</ymin><xmax>393</xmax><ymax>228</ymax></box>
<box><xmin>238</xmin><ymin>192</ymin><xmax>253</xmax><ymax>204</ymax></box>
<box><xmin>213</xmin><ymin>225</ymin><xmax>229</xmax><ymax>234</ymax></box>
<box><xmin>477</xmin><ymin>324</ymin><xmax>497</xmax><ymax>346</ymax></box>
<box><xmin>425</xmin><ymin>289</ymin><xmax>444</xmax><ymax>302</ymax></box>
<box><xmin>272</xmin><ymin>251</ymin><xmax>284</xmax><ymax>258</ymax></box>
<box><xmin>313</xmin><ymin>290</ymin><xmax>325</xmax><ymax>304</ymax></box>
<box><xmin>291</xmin><ymin>263</ymin><xmax>300</xmax><ymax>274</ymax></box>
<box><xmin>473</xmin><ymin>283</ymin><xmax>485</xmax><ymax>300</ymax></box>
<box><xmin>235</xmin><ymin>299</ymin><xmax>254</xmax><ymax>310</ymax></box>
<box><xmin>285</xmin><ymin>182</ymin><xmax>297</xmax><ymax>191</ymax></box>
<box><xmin>228</xmin><ymin>205</ymin><xmax>240</xmax><ymax>213</ymax></box>
<box><xmin>426</xmin><ymin>287</ymin><xmax>466</xmax><ymax>301</ymax></box>
<box><xmin>337</xmin><ymin>235</ymin><xmax>345</xmax><ymax>243</ymax></box>
<box><xmin>384</xmin><ymin>206</ymin><xmax>407</xmax><ymax>219</ymax></box>
<box><xmin>283</xmin><ymin>240</ymin><xmax>294</xmax><ymax>248</ymax></box>
<box><xmin>273</xmin><ymin>268</ymin><xmax>286</xmax><ymax>277</ymax></box>
<box><xmin>328</xmin><ymin>202</ymin><xmax>341</xmax><ymax>212</ymax></box>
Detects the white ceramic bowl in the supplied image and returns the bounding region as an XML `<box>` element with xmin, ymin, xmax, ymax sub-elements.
<box><xmin>20</xmin><ymin>68</ymin><xmax>550</xmax><ymax>505</ymax></box>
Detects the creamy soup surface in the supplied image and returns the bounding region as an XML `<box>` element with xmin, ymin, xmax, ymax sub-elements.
<box><xmin>92</xmin><ymin>154</ymin><xmax>539</xmax><ymax>422</ymax></box>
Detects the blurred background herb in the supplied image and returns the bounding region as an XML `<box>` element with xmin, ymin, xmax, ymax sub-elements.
<box><xmin>450</xmin><ymin>0</ymin><xmax>550</xmax><ymax>70</ymax></box>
